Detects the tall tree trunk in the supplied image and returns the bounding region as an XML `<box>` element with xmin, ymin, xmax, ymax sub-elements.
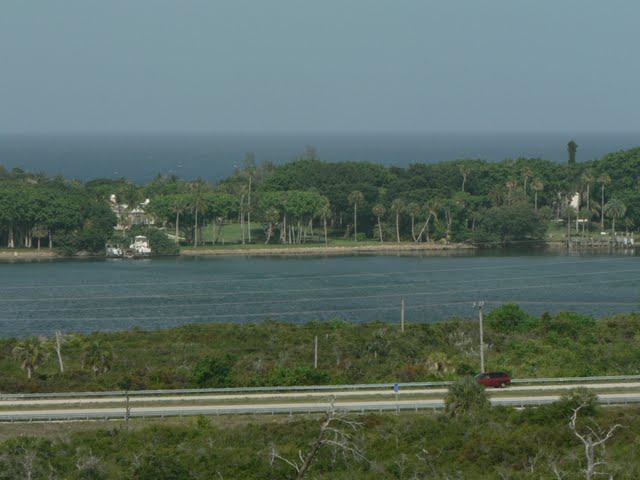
<box><xmin>601</xmin><ymin>185</ymin><xmax>605</xmax><ymax>230</ymax></box>
<box><xmin>247</xmin><ymin>176</ymin><xmax>252</xmax><ymax>243</ymax></box>
<box><xmin>48</xmin><ymin>230</ymin><xmax>53</xmax><ymax>249</ymax></box>
<box><xmin>534</xmin><ymin>192</ymin><xmax>538</xmax><ymax>211</ymax></box>
<box><xmin>353</xmin><ymin>204</ymin><xmax>357</xmax><ymax>241</ymax></box>
<box><xmin>265</xmin><ymin>223</ymin><xmax>273</xmax><ymax>244</ymax></box>
<box><xmin>411</xmin><ymin>215</ymin><xmax>416</xmax><ymax>242</ymax></box>
<box><xmin>55</xmin><ymin>331</ymin><xmax>64</xmax><ymax>373</ymax></box>
<box><xmin>194</xmin><ymin>208</ymin><xmax>199</xmax><ymax>246</ymax></box>
<box><xmin>8</xmin><ymin>225</ymin><xmax>14</xmax><ymax>248</ymax></box>
<box><xmin>323</xmin><ymin>216</ymin><xmax>328</xmax><ymax>246</ymax></box>
<box><xmin>175</xmin><ymin>212</ymin><xmax>180</xmax><ymax>244</ymax></box>
<box><xmin>377</xmin><ymin>216</ymin><xmax>383</xmax><ymax>243</ymax></box>
<box><xmin>395</xmin><ymin>213</ymin><xmax>400</xmax><ymax>244</ymax></box>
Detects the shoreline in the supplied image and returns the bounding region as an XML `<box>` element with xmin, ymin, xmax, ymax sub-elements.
<box><xmin>180</xmin><ymin>242</ymin><xmax>474</xmax><ymax>256</ymax></box>
<box><xmin>2</xmin><ymin>241</ymin><xmax>635</xmax><ymax>260</ymax></box>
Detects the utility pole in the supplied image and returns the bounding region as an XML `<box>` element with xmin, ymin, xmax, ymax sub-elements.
<box><xmin>473</xmin><ymin>301</ymin><xmax>485</xmax><ymax>373</ymax></box>
<box><xmin>247</xmin><ymin>175</ymin><xmax>252</xmax><ymax>243</ymax></box>
<box><xmin>400</xmin><ymin>297</ymin><xmax>405</xmax><ymax>333</ymax></box>
<box><xmin>313</xmin><ymin>335</ymin><xmax>318</xmax><ymax>369</ymax></box>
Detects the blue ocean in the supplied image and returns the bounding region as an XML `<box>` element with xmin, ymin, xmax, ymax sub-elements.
<box><xmin>0</xmin><ymin>132</ymin><xmax>638</xmax><ymax>182</ymax></box>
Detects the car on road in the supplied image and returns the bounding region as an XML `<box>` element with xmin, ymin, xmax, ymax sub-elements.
<box><xmin>475</xmin><ymin>371</ymin><xmax>511</xmax><ymax>388</ymax></box>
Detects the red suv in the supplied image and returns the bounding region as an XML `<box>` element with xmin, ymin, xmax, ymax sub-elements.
<box><xmin>475</xmin><ymin>371</ymin><xmax>511</xmax><ymax>388</ymax></box>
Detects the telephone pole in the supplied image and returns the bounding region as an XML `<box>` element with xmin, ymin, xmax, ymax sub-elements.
<box><xmin>473</xmin><ymin>301</ymin><xmax>485</xmax><ymax>373</ymax></box>
<box><xmin>313</xmin><ymin>335</ymin><xmax>318</xmax><ymax>369</ymax></box>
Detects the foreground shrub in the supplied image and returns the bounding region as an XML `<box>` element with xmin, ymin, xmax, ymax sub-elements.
<box><xmin>445</xmin><ymin>376</ymin><xmax>490</xmax><ymax>417</ymax></box>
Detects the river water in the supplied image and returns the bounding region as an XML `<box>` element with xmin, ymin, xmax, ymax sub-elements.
<box><xmin>1</xmin><ymin>250</ymin><xmax>639</xmax><ymax>337</ymax></box>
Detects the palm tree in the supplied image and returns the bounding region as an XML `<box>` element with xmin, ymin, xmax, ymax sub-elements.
<box><xmin>171</xmin><ymin>195</ymin><xmax>187</xmax><ymax>245</ymax></box>
<box><xmin>505</xmin><ymin>179</ymin><xmax>518</xmax><ymax>205</ymax></box>
<box><xmin>372</xmin><ymin>203</ymin><xmax>386</xmax><ymax>243</ymax></box>
<box><xmin>415</xmin><ymin>201</ymin><xmax>438</xmax><ymax>242</ymax></box>
<box><xmin>581</xmin><ymin>170</ymin><xmax>595</xmax><ymax>213</ymax></box>
<box><xmin>407</xmin><ymin>202</ymin><xmax>420</xmax><ymax>242</ymax></box>
<box><xmin>598</xmin><ymin>173</ymin><xmax>611</xmax><ymax>230</ymax></box>
<box><xmin>531</xmin><ymin>178</ymin><xmax>544</xmax><ymax>211</ymax></box>
<box><xmin>347</xmin><ymin>191</ymin><xmax>365</xmax><ymax>242</ymax></box>
<box><xmin>390</xmin><ymin>199</ymin><xmax>405</xmax><ymax>244</ymax></box>
<box><xmin>604</xmin><ymin>199</ymin><xmax>626</xmax><ymax>234</ymax></box>
<box><xmin>318</xmin><ymin>198</ymin><xmax>331</xmax><ymax>246</ymax></box>
<box><xmin>445</xmin><ymin>377</ymin><xmax>489</xmax><ymax>417</ymax></box>
<box><xmin>189</xmin><ymin>180</ymin><xmax>207</xmax><ymax>246</ymax></box>
<box><xmin>81</xmin><ymin>341</ymin><xmax>114</xmax><ymax>375</ymax></box>
<box><xmin>12</xmin><ymin>338</ymin><xmax>48</xmax><ymax>380</ymax></box>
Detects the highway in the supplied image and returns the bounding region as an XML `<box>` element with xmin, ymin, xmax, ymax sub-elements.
<box><xmin>1</xmin><ymin>381</ymin><xmax>640</xmax><ymax>407</ymax></box>
<box><xmin>1</xmin><ymin>378</ymin><xmax>640</xmax><ymax>422</ymax></box>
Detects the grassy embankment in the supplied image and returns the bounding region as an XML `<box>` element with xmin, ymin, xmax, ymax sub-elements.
<box><xmin>2</xmin><ymin>305</ymin><xmax>640</xmax><ymax>393</ymax></box>
<box><xmin>0</xmin><ymin>405</ymin><xmax>638</xmax><ymax>478</ymax></box>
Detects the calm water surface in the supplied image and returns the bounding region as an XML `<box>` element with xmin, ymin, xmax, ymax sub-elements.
<box><xmin>0</xmin><ymin>250</ymin><xmax>639</xmax><ymax>337</ymax></box>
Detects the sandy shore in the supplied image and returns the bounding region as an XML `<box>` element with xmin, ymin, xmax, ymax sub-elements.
<box><xmin>181</xmin><ymin>242</ymin><xmax>474</xmax><ymax>256</ymax></box>
<box><xmin>0</xmin><ymin>250</ymin><xmax>58</xmax><ymax>259</ymax></box>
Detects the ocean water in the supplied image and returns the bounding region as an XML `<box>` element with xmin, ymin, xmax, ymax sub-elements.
<box><xmin>1</xmin><ymin>250</ymin><xmax>639</xmax><ymax>337</ymax></box>
<box><xmin>0</xmin><ymin>132</ymin><xmax>638</xmax><ymax>183</ymax></box>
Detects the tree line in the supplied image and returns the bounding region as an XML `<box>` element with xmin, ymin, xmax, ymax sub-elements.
<box><xmin>1</xmin><ymin>144</ymin><xmax>639</xmax><ymax>251</ymax></box>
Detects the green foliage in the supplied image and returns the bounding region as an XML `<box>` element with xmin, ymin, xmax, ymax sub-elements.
<box><xmin>3</xmin><ymin>145</ymin><xmax>640</xmax><ymax>249</ymax></box>
<box><xmin>476</xmin><ymin>203</ymin><xmax>547</xmax><ymax>244</ymax></box>
<box><xmin>191</xmin><ymin>355</ymin><xmax>235</xmax><ymax>387</ymax></box>
<box><xmin>445</xmin><ymin>376</ymin><xmax>490</xmax><ymax>417</ymax></box>
<box><xmin>486</xmin><ymin>304</ymin><xmax>537</xmax><ymax>333</ymax></box>
<box><xmin>519</xmin><ymin>388</ymin><xmax>598</xmax><ymax>425</ymax></box>
<box><xmin>266</xmin><ymin>366</ymin><xmax>331</xmax><ymax>386</ymax></box>
<box><xmin>0</xmin><ymin>311</ymin><xmax>639</xmax><ymax>393</ymax></box>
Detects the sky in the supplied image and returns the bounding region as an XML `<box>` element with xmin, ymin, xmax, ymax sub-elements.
<box><xmin>1</xmin><ymin>1</ymin><xmax>638</xmax><ymax>134</ymax></box>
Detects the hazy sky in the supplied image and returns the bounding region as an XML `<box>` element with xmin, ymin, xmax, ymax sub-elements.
<box><xmin>1</xmin><ymin>1</ymin><xmax>638</xmax><ymax>133</ymax></box>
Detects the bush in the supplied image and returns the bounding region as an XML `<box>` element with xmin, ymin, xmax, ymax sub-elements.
<box><xmin>267</xmin><ymin>367</ymin><xmax>330</xmax><ymax>386</ymax></box>
<box><xmin>486</xmin><ymin>304</ymin><xmax>537</xmax><ymax>333</ymax></box>
<box><xmin>518</xmin><ymin>387</ymin><xmax>598</xmax><ymax>425</ymax></box>
<box><xmin>191</xmin><ymin>355</ymin><xmax>235</xmax><ymax>388</ymax></box>
<box><xmin>445</xmin><ymin>376</ymin><xmax>490</xmax><ymax>417</ymax></box>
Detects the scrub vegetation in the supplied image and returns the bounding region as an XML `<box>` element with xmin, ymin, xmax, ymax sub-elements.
<box><xmin>1</xmin><ymin>305</ymin><xmax>639</xmax><ymax>393</ymax></box>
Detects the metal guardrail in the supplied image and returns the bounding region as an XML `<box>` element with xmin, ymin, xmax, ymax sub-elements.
<box><xmin>2</xmin><ymin>374</ymin><xmax>640</xmax><ymax>401</ymax></box>
<box><xmin>1</xmin><ymin>395</ymin><xmax>640</xmax><ymax>423</ymax></box>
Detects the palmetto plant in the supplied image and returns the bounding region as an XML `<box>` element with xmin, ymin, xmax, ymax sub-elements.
<box><xmin>12</xmin><ymin>338</ymin><xmax>48</xmax><ymax>380</ymax></box>
<box><xmin>348</xmin><ymin>191</ymin><xmax>365</xmax><ymax>242</ymax></box>
<box><xmin>81</xmin><ymin>341</ymin><xmax>114</xmax><ymax>375</ymax></box>
<box><xmin>445</xmin><ymin>376</ymin><xmax>490</xmax><ymax>417</ymax></box>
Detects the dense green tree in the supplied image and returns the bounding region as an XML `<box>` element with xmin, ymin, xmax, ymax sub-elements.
<box><xmin>604</xmin><ymin>198</ymin><xmax>626</xmax><ymax>233</ymax></box>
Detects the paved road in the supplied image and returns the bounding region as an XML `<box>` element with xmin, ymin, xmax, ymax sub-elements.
<box><xmin>1</xmin><ymin>384</ymin><xmax>640</xmax><ymax>421</ymax></box>
<box><xmin>1</xmin><ymin>381</ymin><xmax>639</xmax><ymax>407</ymax></box>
